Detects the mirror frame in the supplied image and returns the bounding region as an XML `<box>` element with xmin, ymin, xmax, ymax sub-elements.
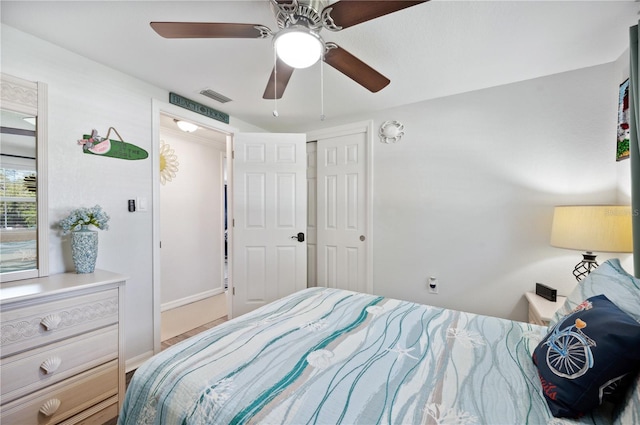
<box><xmin>1</xmin><ymin>73</ymin><xmax>48</xmax><ymax>282</ymax></box>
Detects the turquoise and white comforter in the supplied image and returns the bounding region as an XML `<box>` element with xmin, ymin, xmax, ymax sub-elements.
<box><xmin>119</xmin><ymin>288</ymin><xmax>613</xmax><ymax>424</ymax></box>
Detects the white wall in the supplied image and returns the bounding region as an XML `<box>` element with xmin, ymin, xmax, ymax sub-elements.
<box><xmin>0</xmin><ymin>25</ymin><xmax>264</xmax><ymax>365</ymax></box>
<box><xmin>159</xmin><ymin>123</ymin><xmax>226</xmax><ymax>307</ymax></box>
<box><xmin>294</xmin><ymin>61</ymin><xmax>632</xmax><ymax>321</ymax></box>
<box><xmin>2</xmin><ymin>25</ymin><xmax>160</xmax><ymax>361</ymax></box>
<box><xmin>2</xmin><ymin>21</ymin><xmax>632</xmax><ymax>363</ymax></box>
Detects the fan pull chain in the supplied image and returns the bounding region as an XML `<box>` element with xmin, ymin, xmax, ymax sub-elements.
<box><xmin>273</xmin><ymin>48</ymin><xmax>279</xmax><ymax>117</ymax></box>
<box><xmin>320</xmin><ymin>56</ymin><xmax>325</xmax><ymax>121</ymax></box>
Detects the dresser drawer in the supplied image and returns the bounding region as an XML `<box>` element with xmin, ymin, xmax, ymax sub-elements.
<box><xmin>1</xmin><ymin>325</ymin><xmax>118</xmax><ymax>403</ymax></box>
<box><xmin>0</xmin><ymin>360</ymin><xmax>118</xmax><ymax>425</ymax></box>
<box><xmin>61</xmin><ymin>397</ymin><xmax>118</xmax><ymax>425</ymax></box>
<box><xmin>0</xmin><ymin>288</ymin><xmax>118</xmax><ymax>357</ymax></box>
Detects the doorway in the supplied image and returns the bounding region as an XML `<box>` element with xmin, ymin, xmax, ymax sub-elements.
<box><xmin>152</xmin><ymin>100</ymin><xmax>236</xmax><ymax>353</ymax></box>
<box><xmin>150</xmin><ymin>105</ymin><xmax>372</xmax><ymax>353</ymax></box>
<box><xmin>157</xmin><ymin>113</ymin><xmax>228</xmax><ymax>341</ymax></box>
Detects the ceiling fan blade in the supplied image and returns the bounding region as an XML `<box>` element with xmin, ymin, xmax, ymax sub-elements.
<box><xmin>263</xmin><ymin>59</ymin><xmax>295</xmax><ymax>99</ymax></box>
<box><xmin>150</xmin><ymin>22</ymin><xmax>269</xmax><ymax>39</ymax></box>
<box><xmin>323</xmin><ymin>1</ymin><xmax>428</xmax><ymax>30</ymax></box>
<box><xmin>324</xmin><ymin>44</ymin><xmax>390</xmax><ymax>93</ymax></box>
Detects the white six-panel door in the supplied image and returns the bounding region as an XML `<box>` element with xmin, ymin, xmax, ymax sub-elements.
<box><xmin>315</xmin><ymin>129</ymin><xmax>370</xmax><ymax>293</ymax></box>
<box><xmin>306</xmin><ymin>142</ymin><xmax>317</xmax><ymax>287</ymax></box>
<box><xmin>232</xmin><ymin>133</ymin><xmax>307</xmax><ymax>317</ymax></box>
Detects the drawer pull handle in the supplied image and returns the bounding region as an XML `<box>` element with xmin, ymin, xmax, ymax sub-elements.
<box><xmin>41</xmin><ymin>314</ymin><xmax>62</xmax><ymax>331</ymax></box>
<box><xmin>39</xmin><ymin>398</ymin><xmax>61</xmax><ymax>416</ymax></box>
<box><xmin>40</xmin><ymin>356</ymin><xmax>62</xmax><ymax>374</ymax></box>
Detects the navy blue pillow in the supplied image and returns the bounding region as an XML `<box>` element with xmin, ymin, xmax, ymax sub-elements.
<box><xmin>532</xmin><ymin>294</ymin><xmax>640</xmax><ymax>418</ymax></box>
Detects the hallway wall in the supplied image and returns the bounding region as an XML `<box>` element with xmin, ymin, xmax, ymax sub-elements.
<box><xmin>159</xmin><ymin>119</ymin><xmax>227</xmax><ymax>307</ymax></box>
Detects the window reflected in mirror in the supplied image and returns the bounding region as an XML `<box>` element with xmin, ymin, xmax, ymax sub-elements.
<box><xmin>0</xmin><ymin>110</ymin><xmax>38</xmax><ymax>274</ymax></box>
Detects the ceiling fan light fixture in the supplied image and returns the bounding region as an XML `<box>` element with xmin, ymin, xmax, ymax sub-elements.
<box><xmin>274</xmin><ymin>27</ymin><xmax>324</xmax><ymax>69</ymax></box>
<box><xmin>175</xmin><ymin>119</ymin><xmax>198</xmax><ymax>133</ymax></box>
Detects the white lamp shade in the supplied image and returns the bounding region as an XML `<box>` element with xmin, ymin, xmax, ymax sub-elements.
<box><xmin>274</xmin><ymin>29</ymin><xmax>323</xmax><ymax>69</ymax></box>
<box><xmin>550</xmin><ymin>205</ymin><xmax>633</xmax><ymax>253</ymax></box>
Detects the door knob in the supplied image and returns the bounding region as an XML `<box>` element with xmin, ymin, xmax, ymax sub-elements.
<box><xmin>291</xmin><ymin>232</ymin><xmax>305</xmax><ymax>242</ymax></box>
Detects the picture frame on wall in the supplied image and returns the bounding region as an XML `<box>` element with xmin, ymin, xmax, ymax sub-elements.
<box><xmin>617</xmin><ymin>78</ymin><xmax>630</xmax><ymax>161</ymax></box>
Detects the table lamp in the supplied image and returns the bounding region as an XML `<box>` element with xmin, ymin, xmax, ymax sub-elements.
<box><xmin>550</xmin><ymin>205</ymin><xmax>633</xmax><ymax>281</ymax></box>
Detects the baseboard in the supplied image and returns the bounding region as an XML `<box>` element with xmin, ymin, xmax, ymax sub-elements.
<box><xmin>161</xmin><ymin>293</ymin><xmax>227</xmax><ymax>341</ymax></box>
<box><xmin>160</xmin><ymin>288</ymin><xmax>224</xmax><ymax>312</ymax></box>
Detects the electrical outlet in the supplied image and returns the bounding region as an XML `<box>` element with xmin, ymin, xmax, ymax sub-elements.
<box><xmin>428</xmin><ymin>276</ymin><xmax>438</xmax><ymax>294</ymax></box>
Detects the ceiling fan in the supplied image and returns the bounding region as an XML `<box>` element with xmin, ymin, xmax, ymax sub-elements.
<box><xmin>150</xmin><ymin>0</ymin><xmax>428</xmax><ymax>100</ymax></box>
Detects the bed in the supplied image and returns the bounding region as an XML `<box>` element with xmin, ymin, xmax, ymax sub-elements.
<box><xmin>118</xmin><ymin>259</ymin><xmax>640</xmax><ymax>425</ymax></box>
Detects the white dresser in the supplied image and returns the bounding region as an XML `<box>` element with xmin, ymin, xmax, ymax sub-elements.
<box><xmin>0</xmin><ymin>270</ymin><xmax>126</xmax><ymax>425</ymax></box>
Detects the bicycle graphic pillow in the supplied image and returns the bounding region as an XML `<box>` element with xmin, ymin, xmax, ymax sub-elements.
<box><xmin>532</xmin><ymin>294</ymin><xmax>640</xmax><ymax>418</ymax></box>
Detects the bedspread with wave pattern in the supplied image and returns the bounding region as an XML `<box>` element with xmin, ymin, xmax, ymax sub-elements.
<box><xmin>119</xmin><ymin>288</ymin><xmax>613</xmax><ymax>425</ymax></box>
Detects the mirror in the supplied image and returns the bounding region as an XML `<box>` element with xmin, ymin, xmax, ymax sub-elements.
<box><xmin>0</xmin><ymin>73</ymin><xmax>48</xmax><ymax>282</ymax></box>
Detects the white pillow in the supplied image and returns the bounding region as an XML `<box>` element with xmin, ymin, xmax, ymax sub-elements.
<box><xmin>548</xmin><ymin>259</ymin><xmax>640</xmax><ymax>327</ymax></box>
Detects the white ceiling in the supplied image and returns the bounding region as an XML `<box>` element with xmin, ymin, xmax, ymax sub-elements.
<box><xmin>2</xmin><ymin>1</ymin><xmax>638</xmax><ymax>132</ymax></box>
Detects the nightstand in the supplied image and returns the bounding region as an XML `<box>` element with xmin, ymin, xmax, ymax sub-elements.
<box><xmin>525</xmin><ymin>291</ymin><xmax>567</xmax><ymax>326</ymax></box>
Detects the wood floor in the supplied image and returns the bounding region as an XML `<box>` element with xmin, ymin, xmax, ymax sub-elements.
<box><xmin>160</xmin><ymin>316</ymin><xmax>228</xmax><ymax>351</ymax></box>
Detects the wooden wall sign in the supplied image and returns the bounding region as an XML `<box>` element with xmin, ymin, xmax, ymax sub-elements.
<box><xmin>79</xmin><ymin>128</ymin><xmax>148</xmax><ymax>160</ymax></box>
<box><xmin>169</xmin><ymin>92</ymin><xmax>229</xmax><ymax>124</ymax></box>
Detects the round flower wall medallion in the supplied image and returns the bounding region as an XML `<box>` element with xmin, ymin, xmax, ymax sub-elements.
<box><xmin>159</xmin><ymin>140</ymin><xmax>179</xmax><ymax>185</ymax></box>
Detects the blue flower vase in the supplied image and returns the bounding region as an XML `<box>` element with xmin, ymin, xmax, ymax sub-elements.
<box><xmin>71</xmin><ymin>225</ymin><xmax>98</xmax><ymax>273</ymax></box>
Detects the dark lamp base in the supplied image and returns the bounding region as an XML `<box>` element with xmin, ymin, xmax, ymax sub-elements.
<box><xmin>573</xmin><ymin>251</ymin><xmax>599</xmax><ymax>282</ymax></box>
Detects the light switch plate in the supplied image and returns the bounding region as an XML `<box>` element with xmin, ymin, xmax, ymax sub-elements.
<box><xmin>137</xmin><ymin>197</ymin><xmax>148</xmax><ymax>212</ymax></box>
